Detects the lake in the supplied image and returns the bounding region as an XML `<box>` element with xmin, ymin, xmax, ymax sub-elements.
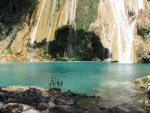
<box><xmin>0</xmin><ymin>62</ymin><xmax>150</xmax><ymax>105</ymax></box>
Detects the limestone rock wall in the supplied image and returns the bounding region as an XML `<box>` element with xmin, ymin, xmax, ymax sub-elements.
<box><xmin>0</xmin><ymin>0</ymin><xmax>149</xmax><ymax>62</ymax></box>
<box><xmin>134</xmin><ymin>0</ymin><xmax>150</xmax><ymax>63</ymax></box>
<box><xmin>0</xmin><ymin>0</ymin><xmax>72</xmax><ymax>62</ymax></box>
<box><xmin>89</xmin><ymin>0</ymin><xmax>116</xmax><ymax>60</ymax></box>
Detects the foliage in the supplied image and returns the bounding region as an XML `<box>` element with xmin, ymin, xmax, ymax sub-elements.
<box><xmin>128</xmin><ymin>11</ymin><xmax>135</xmax><ymax>17</ymax></box>
<box><xmin>34</xmin><ymin>38</ymin><xmax>47</xmax><ymax>49</ymax></box>
<box><xmin>0</xmin><ymin>0</ymin><xmax>38</xmax><ymax>40</ymax></box>
<box><xmin>76</xmin><ymin>0</ymin><xmax>99</xmax><ymax>30</ymax></box>
<box><xmin>49</xmin><ymin>25</ymin><xmax>109</xmax><ymax>61</ymax></box>
<box><xmin>6</xmin><ymin>27</ymin><xmax>18</xmax><ymax>50</ymax></box>
<box><xmin>56</xmin><ymin>0</ymin><xmax>60</xmax><ymax>11</ymax></box>
<box><xmin>49</xmin><ymin>76</ymin><xmax>63</xmax><ymax>89</ymax></box>
<box><xmin>137</xmin><ymin>45</ymin><xmax>150</xmax><ymax>63</ymax></box>
<box><xmin>138</xmin><ymin>28</ymin><xmax>150</xmax><ymax>38</ymax></box>
<box><xmin>138</xmin><ymin>56</ymin><xmax>150</xmax><ymax>63</ymax></box>
<box><xmin>49</xmin><ymin>25</ymin><xmax>70</xmax><ymax>58</ymax></box>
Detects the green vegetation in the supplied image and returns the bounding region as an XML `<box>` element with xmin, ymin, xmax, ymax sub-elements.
<box><xmin>128</xmin><ymin>11</ymin><xmax>135</xmax><ymax>17</ymax></box>
<box><xmin>137</xmin><ymin>45</ymin><xmax>150</xmax><ymax>63</ymax></box>
<box><xmin>139</xmin><ymin>56</ymin><xmax>150</xmax><ymax>63</ymax></box>
<box><xmin>56</xmin><ymin>0</ymin><xmax>60</xmax><ymax>11</ymax></box>
<box><xmin>138</xmin><ymin>28</ymin><xmax>150</xmax><ymax>38</ymax></box>
<box><xmin>0</xmin><ymin>0</ymin><xmax>38</xmax><ymax>40</ymax></box>
<box><xmin>49</xmin><ymin>25</ymin><xmax>108</xmax><ymax>61</ymax></box>
<box><xmin>49</xmin><ymin>26</ymin><xmax>70</xmax><ymax>59</ymax></box>
<box><xmin>137</xmin><ymin>27</ymin><xmax>150</xmax><ymax>63</ymax></box>
<box><xmin>49</xmin><ymin>76</ymin><xmax>63</xmax><ymax>89</ymax></box>
<box><xmin>6</xmin><ymin>27</ymin><xmax>18</xmax><ymax>50</ymax></box>
<box><xmin>76</xmin><ymin>0</ymin><xmax>99</xmax><ymax>30</ymax></box>
<box><xmin>32</xmin><ymin>39</ymin><xmax>50</xmax><ymax>60</ymax></box>
<box><xmin>34</xmin><ymin>39</ymin><xmax>47</xmax><ymax>49</ymax></box>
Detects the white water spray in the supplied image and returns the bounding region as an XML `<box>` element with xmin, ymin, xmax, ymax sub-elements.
<box><xmin>30</xmin><ymin>0</ymin><xmax>46</xmax><ymax>61</ymax></box>
<box><xmin>109</xmin><ymin>0</ymin><xmax>144</xmax><ymax>63</ymax></box>
<box><xmin>128</xmin><ymin>0</ymin><xmax>144</xmax><ymax>15</ymax></box>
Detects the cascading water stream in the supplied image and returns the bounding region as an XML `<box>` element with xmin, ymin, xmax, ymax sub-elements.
<box><xmin>30</xmin><ymin>0</ymin><xmax>46</xmax><ymax>61</ymax></box>
<box><xmin>128</xmin><ymin>0</ymin><xmax>144</xmax><ymax>15</ymax></box>
<box><xmin>47</xmin><ymin>0</ymin><xmax>57</xmax><ymax>54</ymax></box>
<box><xmin>109</xmin><ymin>0</ymin><xmax>144</xmax><ymax>63</ymax></box>
<box><xmin>68</xmin><ymin>0</ymin><xmax>77</xmax><ymax>27</ymax></box>
<box><xmin>67</xmin><ymin>0</ymin><xmax>77</xmax><ymax>57</ymax></box>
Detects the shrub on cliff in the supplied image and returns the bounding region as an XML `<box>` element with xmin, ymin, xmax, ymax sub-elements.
<box><xmin>0</xmin><ymin>0</ymin><xmax>38</xmax><ymax>40</ymax></box>
<box><xmin>138</xmin><ymin>28</ymin><xmax>150</xmax><ymax>38</ymax></box>
<box><xmin>49</xmin><ymin>25</ymin><xmax>109</xmax><ymax>61</ymax></box>
<box><xmin>138</xmin><ymin>56</ymin><xmax>150</xmax><ymax>63</ymax></box>
<box><xmin>49</xmin><ymin>25</ymin><xmax>70</xmax><ymax>58</ymax></box>
<box><xmin>76</xmin><ymin>0</ymin><xmax>99</xmax><ymax>30</ymax></box>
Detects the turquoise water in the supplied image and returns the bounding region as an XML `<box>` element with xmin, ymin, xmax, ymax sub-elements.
<box><xmin>0</xmin><ymin>62</ymin><xmax>150</xmax><ymax>103</ymax></box>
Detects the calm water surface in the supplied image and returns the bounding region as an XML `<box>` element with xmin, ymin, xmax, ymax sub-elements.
<box><xmin>0</xmin><ymin>62</ymin><xmax>150</xmax><ymax>104</ymax></box>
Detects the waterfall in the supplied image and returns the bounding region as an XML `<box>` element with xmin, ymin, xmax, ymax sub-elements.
<box><xmin>47</xmin><ymin>0</ymin><xmax>57</xmax><ymax>54</ymax></box>
<box><xmin>128</xmin><ymin>0</ymin><xmax>144</xmax><ymax>15</ymax></box>
<box><xmin>137</xmin><ymin>0</ymin><xmax>144</xmax><ymax>10</ymax></box>
<box><xmin>30</xmin><ymin>0</ymin><xmax>46</xmax><ymax>61</ymax></box>
<box><xmin>109</xmin><ymin>0</ymin><xmax>144</xmax><ymax>63</ymax></box>
<box><xmin>67</xmin><ymin>0</ymin><xmax>77</xmax><ymax>57</ymax></box>
<box><xmin>68</xmin><ymin>0</ymin><xmax>77</xmax><ymax>28</ymax></box>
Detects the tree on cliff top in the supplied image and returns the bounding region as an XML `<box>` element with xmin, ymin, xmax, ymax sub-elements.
<box><xmin>0</xmin><ymin>0</ymin><xmax>38</xmax><ymax>40</ymax></box>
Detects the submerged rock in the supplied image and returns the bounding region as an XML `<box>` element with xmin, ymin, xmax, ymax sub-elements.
<box><xmin>134</xmin><ymin>76</ymin><xmax>150</xmax><ymax>100</ymax></box>
<box><xmin>134</xmin><ymin>75</ymin><xmax>150</xmax><ymax>89</ymax></box>
<box><xmin>133</xmin><ymin>75</ymin><xmax>150</xmax><ymax>112</ymax></box>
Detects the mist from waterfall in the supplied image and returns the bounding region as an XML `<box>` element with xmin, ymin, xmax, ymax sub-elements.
<box><xmin>30</xmin><ymin>0</ymin><xmax>46</xmax><ymax>61</ymax></box>
<box><xmin>109</xmin><ymin>0</ymin><xmax>144</xmax><ymax>63</ymax></box>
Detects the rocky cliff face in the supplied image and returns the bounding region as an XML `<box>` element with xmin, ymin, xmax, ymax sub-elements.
<box><xmin>135</xmin><ymin>0</ymin><xmax>150</xmax><ymax>63</ymax></box>
<box><xmin>0</xmin><ymin>0</ymin><xmax>37</xmax><ymax>62</ymax></box>
<box><xmin>0</xmin><ymin>0</ymin><xmax>149</xmax><ymax>62</ymax></box>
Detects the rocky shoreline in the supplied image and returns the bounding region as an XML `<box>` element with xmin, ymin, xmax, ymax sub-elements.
<box><xmin>1</xmin><ymin>76</ymin><xmax>150</xmax><ymax>113</ymax></box>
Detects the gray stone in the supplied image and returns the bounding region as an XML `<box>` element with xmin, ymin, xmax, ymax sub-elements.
<box><xmin>47</xmin><ymin>102</ymin><xmax>55</xmax><ymax>108</ymax></box>
<box><xmin>22</xmin><ymin>104</ymin><xmax>40</xmax><ymax>113</ymax></box>
<box><xmin>99</xmin><ymin>105</ymin><xmax>110</xmax><ymax>110</ymax></box>
<box><xmin>0</xmin><ymin>102</ymin><xmax>4</xmax><ymax>109</ymax></box>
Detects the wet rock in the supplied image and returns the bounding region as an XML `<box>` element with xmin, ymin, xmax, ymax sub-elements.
<box><xmin>0</xmin><ymin>86</ymin><xmax>102</xmax><ymax>113</ymax></box>
<box><xmin>38</xmin><ymin>102</ymin><xmax>49</xmax><ymax>111</ymax></box>
<box><xmin>0</xmin><ymin>103</ymin><xmax>23</xmax><ymax>113</ymax></box>
<box><xmin>1</xmin><ymin>85</ymin><xmax>150</xmax><ymax>113</ymax></box>
<box><xmin>22</xmin><ymin>104</ymin><xmax>40</xmax><ymax>113</ymax></box>
<box><xmin>0</xmin><ymin>102</ymin><xmax>4</xmax><ymax>109</ymax></box>
<box><xmin>56</xmin><ymin>98</ymin><xmax>74</xmax><ymax>106</ymax></box>
<box><xmin>49</xmin><ymin>106</ymin><xmax>73</xmax><ymax>113</ymax></box>
<box><xmin>0</xmin><ymin>103</ymin><xmax>40</xmax><ymax>113</ymax></box>
<box><xmin>2</xmin><ymin>86</ymin><xmax>29</xmax><ymax>92</ymax></box>
<box><xmin>134</xmin><ymin>75</ymin><xmax>150</xmax><ymax>90</ymax></box>
<box><xmin>99</xmin><ymin>105</ymin><xmax>110</xmax><ymax>110</ymax></box>
<box><xmin>47</xmin><ymin>102</ymin><xmax>55</xmax><ymax>108</ymax></box>
<box><xmin>147</xmin><ymin>86</ymin><xmax>150</xmax><ymax>100</ymax></box>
